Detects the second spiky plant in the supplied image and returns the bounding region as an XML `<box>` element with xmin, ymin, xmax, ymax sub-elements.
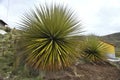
<box><xmin>79</xmin><ymin>36</ymin><xmax>109</xmax><ymax>62</ymax></box>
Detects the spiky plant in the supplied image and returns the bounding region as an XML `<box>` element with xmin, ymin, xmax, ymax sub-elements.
<box><xmin>18</xmin><ymin>4</ymin><xmax>82</xmax><ymax>71</ymax></box>
<box><xmin>79</xmin><ymin>36</ymin><xmax>109</xmax><ymax>62</ymax></box>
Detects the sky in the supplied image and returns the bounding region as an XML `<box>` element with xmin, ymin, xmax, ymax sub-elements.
<box><xmin>0</xmin><ymin>0</ymin><xmax>120</xmax><ymax>36</ymax></box>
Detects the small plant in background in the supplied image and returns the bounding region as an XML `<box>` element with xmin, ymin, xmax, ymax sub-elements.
<box><xmin>18</xmin><ymin>4</ymin><xmax>82</xmax><ymax>71</ymax></box>
<box><xmin>79</xmin><ymin>36</ymin><xmax>109</xmax><ymax>63</ymax></box>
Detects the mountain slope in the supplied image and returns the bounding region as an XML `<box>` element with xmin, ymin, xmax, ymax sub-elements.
<box><xmin>102</xmin><ymin>32</ymin><xmax>120</xmax><ymax>47</ymax></box>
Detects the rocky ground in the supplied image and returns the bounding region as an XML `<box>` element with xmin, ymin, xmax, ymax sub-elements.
<box><xmin>44</xmin><ymin>62</ymin><xmax>120</xmax><ymax>80</ymax></box>
<box><xmin>0</xmin><ymin>61</ymin><xmax>120</xmax><ymax>80</ymax></box>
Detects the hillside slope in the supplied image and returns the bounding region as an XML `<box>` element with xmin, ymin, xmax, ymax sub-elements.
<box><xmin>102</xmin><ymin>32</ymin><xmax>120</xmax><ymax>47</ymax></box>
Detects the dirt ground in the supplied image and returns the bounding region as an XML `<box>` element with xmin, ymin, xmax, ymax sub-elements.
<box><xmin>0</xmin><ymin>62</ymin><xmax>119</xmax><ymax>80</ymax></box>
<box><xmin>45</xmin><ymin>62</ymin><xmax>120</xmax><ymax>80</ymax></box>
